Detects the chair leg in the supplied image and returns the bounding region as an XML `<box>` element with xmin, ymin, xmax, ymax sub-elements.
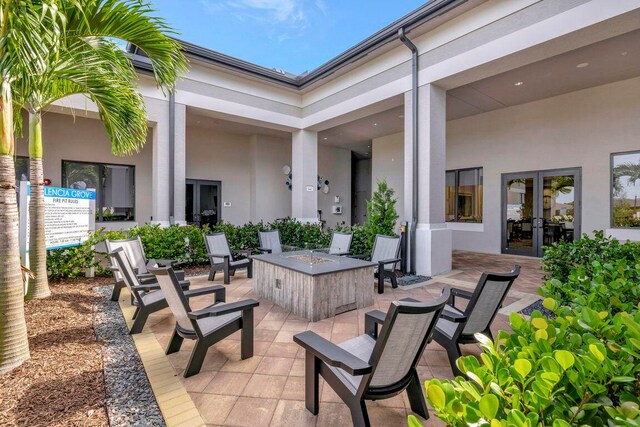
<box><xmin>130</xmin><ymin>309</ymin><xmax>149</xmax><ymax>334</ymax></box>
<box><xmin>223</xmin><ymin>262</ymin><xmax>230</xmax><ymax>284</ymax></box>
<box><xmin>110</xmin><ymin>281</ymin><xmax>123</xmax><ymax>301</ymax></box>
<box><xmin>184</xmin><ymin>340</ymin><xmax>209</xmax><ymax>378</ymax></box>
<box><xmin>377</xmin><ymin>273</ymin><xmax>384</xmax><ymax>294</ymax></box>
<box><xmin>390</xmin><ymin>273</ymin><xmax>398</xmax><ymax>289</ymax></box>
<box><xmin>166</xmin><ymin>327</ymin><xmax>184</xmax><ymax>355</ymax></box>
<box><xmin>208</xmin><ymin>269</ymin><xmax>216</xmax><ymax>281</ymax></box>
<box><xmin>304</xmin><ymin>352</ymin><xmax>320</xmax><ymax>415</ymax></box>
<box><xmin>347</xmin><ymin>399</ymin><xmax>371</xmax><ymax>427</ymax></box>
<box><xmin>240</xmin><ymin>310</ymin><xmax>254</xmax><ymax>359</ymax></box>
<box><xmin>444</xmin><ymin>341</ymin><xmax>463</xmax><ymax>377</ymax></box>
<box><xmin>406</xmin><ymin>369</ymin><xmax>429</xmax><ymax>419</ymax></box>
<box><xmin>132</xmin><ymin>306</ymin><xmax>140</xmax><ymax>320</ymax></box>
<box><xmin>247</xmin><ymin>261</ymin><xmax>253</xmax><ymax>279</ymax></box>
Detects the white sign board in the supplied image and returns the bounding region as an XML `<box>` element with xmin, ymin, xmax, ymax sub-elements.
<box><xmin>19</xmin><ymin>182</ymin><xmax>96</xmax><ymax>262</ymax></box>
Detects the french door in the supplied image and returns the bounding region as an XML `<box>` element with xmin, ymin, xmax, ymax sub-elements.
<box><xmin>501</xmin><ymin>168</ymin><xmax>581</xmax><ymax>257</ymax></box>
<box><xmin>186</xmin><ymin>179</ymin><xmax>221</xmax><ymax>228</ymax></box>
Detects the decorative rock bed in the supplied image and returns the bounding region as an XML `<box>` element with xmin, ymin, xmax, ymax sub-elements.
<box><xmin>93</xmin><ymin>286</ymin><xmax>166</xmax><ymax>427</ymax></box>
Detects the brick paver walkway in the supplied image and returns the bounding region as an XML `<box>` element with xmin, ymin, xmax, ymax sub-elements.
<box><xmin>139</xmin><ymin>251</ymin><xmax>543</xmax><ymax>427</ymax></box>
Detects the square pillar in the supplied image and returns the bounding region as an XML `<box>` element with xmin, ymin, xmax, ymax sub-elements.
<box><xmin>291</xmin><ymin>130</ymin><xmax>318</xmax><ymax>221</ymax></box>
<box><xmin>173</xmin><ymin>102</ymin><xmax>187</xmax><ymax>225</ymax></box>
<box><xmin>415</xmin><ymin>84</ymin><xmax>451</xmax><ymax>276</ymax></box>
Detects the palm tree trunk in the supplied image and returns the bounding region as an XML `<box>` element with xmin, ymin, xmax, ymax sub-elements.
<box><xmin>0</xmin><ymin>80</ymin><xmax>30</xmax><ymax>373</ymax></box>
<box><xmin>25</xmin><ymin>112</ymin><xmax>50</xmax><ymax>300</ymax></box>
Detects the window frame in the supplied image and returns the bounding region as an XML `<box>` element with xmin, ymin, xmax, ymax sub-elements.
<box><xmin>610</xmin><ymin>150</ymin><xmax>640</xmax><ymax>229</ymax></box>
<box><xmin>61</xmin><ymin>159</ymin><xmax>136</xmax><ymax>222</ymax></box>
<box><xmin>446</xmin><ymin>166</ymin><xmax>483</xmax><ymax>224</ymax></box>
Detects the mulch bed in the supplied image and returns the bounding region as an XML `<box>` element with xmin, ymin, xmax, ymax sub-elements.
<box><xmin>0</xmin><ymin>277</ymin><xmax>112</xmax><ymax>427</ymax></box>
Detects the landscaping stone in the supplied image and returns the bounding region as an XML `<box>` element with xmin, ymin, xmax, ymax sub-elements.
<box><xmin>93</xmin><ymin>286</ymin><xmax>166</xmax><ymax>427</ymax></box>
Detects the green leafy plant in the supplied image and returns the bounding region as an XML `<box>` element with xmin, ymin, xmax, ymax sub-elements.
<box><xmin>364</xmin><ymin>179</ymin><xmax>399</xmax><ymax>247</ymax></box>
<box><xmin>335</xmin><ymin>223</ymin><xmax>371</xmax><ymax>256</ymax></box>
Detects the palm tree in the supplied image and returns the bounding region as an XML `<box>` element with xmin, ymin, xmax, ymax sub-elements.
<box><xmin>0</xmin><ymin>0</ymin><xmax>63</xmax><ymax>373</ymax></box>
<box><xmin>613</xmin><ymin>162</ymin><xmax>640</xmax><ymax>197</ymax></box>
<box><xmin>15</xmin><ymin>0</ymin><xmax>187</xmax><ymax>300</ymax></box>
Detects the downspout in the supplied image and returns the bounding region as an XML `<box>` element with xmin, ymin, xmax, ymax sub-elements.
<box><xmin>398</xmin><ymin>27</ymin><xmax>418</xmax><ymax>274</ymax></box>
<box><xmin>169</xmin><ymin>92</ymin><xmax>175</xmax><ymax>224</ymax></box>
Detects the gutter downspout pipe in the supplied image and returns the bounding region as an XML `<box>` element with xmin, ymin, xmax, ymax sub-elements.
<box><xmin>398</xmin><ymin>27</ymin><xmax>418</xmax><ymax>274</ymax></box>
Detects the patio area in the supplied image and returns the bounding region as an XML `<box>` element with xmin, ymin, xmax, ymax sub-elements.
<box><xmin>121</xmin><ymin>251</ymin><xmax>543</xmax><ymax>427</ymax></box>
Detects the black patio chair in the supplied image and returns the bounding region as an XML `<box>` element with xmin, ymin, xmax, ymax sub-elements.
<box><xmin>326</xmin><ymin>231</ymin><xmax>353</xmax><ymax>256</ymax></box>
<box><xmin>257</xmin><ymin>229</ymin><xmax>297</xmax><ymax>254</ymax></box>
<box><xmin>110</xmin><ymin>248</ymin><xmax>223</xmax><ymax>335</ymax></box>
<box><xmin>106</xmin><ymin>236</ymin><xmax>185</xmax><ymax>301</ymax></box>
<box><xmin>203</xmin><ymin>232</ymin><xmax>252</xmax><ymax>284</ymax></box>
<box><xmin>294</xmin><ymin>290</ymin><xmax>449</xmax><ymax>427</ymax></box>
<box><xmin>432</xmin><ymin>265</ymin><xmax>521</xmax><ymax>376</ymax></box>
<box><xmin>353</xmin><ymin>234</ymin><xmax>401</xmax><ymax>294</ymax></box>
<box><xmin>149</xmin><ymin>266</ymin><xmax>259</xmax><ymax>378</ymax></box>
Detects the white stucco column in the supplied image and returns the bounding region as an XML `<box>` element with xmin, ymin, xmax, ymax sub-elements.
<box><xmin>147</xmin><ymin>97</ymin><xmax>171</xmax><ymax>226</ymax></box>
<box><xmin>415</xmin><ymin>84</ymin><xmax>451</xmax><ymax>276</ymax></box>
<box><xmin>173</xmin><ymin>102</ymin><xmax>187</xmax><ymax>225</ymax></box>
<box><xmin>291</xmin><ymin>129</ymin><xmax>318</xmax><ymax>221</ymax></box>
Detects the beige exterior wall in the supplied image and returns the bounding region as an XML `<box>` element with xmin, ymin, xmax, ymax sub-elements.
<box><xmin>447</xmin><ymin>76</ymin><xmax>640</xmax><ymax>253</ymax></box>
<box><xmin>318</xmin><ymin>144</ymin><xmax>351</xmax><ymax>229</ymax></box>
<box><xmin>16</xmin><ymin>112</ymin><xmax>154</xmax><ymax>227</ymax></box>
<box><xmin>372</xmin><ymin>132</ymin><xmax>405</xmax><ymax>224</ymax></box>
<box><xmin>250</xmin><ymin>135</ymin><xmax>292</xmax><ymax>223</ymax></box>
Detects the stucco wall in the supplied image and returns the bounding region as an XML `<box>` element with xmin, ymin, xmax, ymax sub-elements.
<box><xmin>372</xmin><ymin>132</ymin><xmax>405</xmax><ymax>223</ymax></box>
<box><xmin>250</xmin><ymin>135</ymin><xmax>292</xmax><ymax>223</ymax></box>
<box><xmin>447</xmin><ymin>76</ymin><xmax>640</xmax><ymax>253</ymax></box>
<box><xmin>16</xmin><ymin>111</ymin><xmax>154</xmax><ymax>226</ymax></box>
<box><xmin>318</xmin><ymin>144</ymin><xmax>351</xmax><ymax>229</ymax></box>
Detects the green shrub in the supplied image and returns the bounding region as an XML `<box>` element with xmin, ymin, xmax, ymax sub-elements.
<box><xmin>418</xmin><ymin>304</ymin><xmax>640</xmax><ymax>426</ymax></box>
<box><xmin>542</xmin><ymin>230</ymin><xmax>640</xmax><ymax>283</ymax></box>
<box><xmin>363</xmin><ymin>179</ymin><xmax>399</xmax><ymax>247</ymax></box>
<box><xmin>46</xmin><ymin>231</ymin><xmax>106</xmax><ymax>280</ymax></box>
<box><xmin>335</xmin><ymin>223</ymin><xmax>371</xmax><ymax>256</ymax></box>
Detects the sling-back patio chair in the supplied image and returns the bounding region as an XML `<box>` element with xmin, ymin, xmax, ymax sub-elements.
<box><xmin>327</xmin><ymin>231</ymin><xmax>353</xmax><ymax>256</ymax></box>
<box><xmin>149</xmin><ymin>266</ymin><xmax>259</xmax><ymax>377</ymax></box>
<box><xmin>106</xmin><ymin>237</ymin><xmax>185</xmax><ymax>301</ymax></box>
<box><xmin>203</xmin><ymin>232</ymin><xmax>252</xmax><ymax>284</ymax></box>
<box><xmin>257</xmin><ymin>229</ymin><xmax>297</xmax><ymax>254</ymax></box>
<box><xmin>294</xmin><ymin>290</ymin><xmax>449</xmax><ymax>427</ymax></box>
<box><xmin>432</xmin><ymin>265</ymin><xmax>521</xmax><ymax>376</ymax></box>
<box><xmin>110</xmin><ymin>248</ymin><xmax>224</xmax><ymax>335</ymax></box>
<box><xmin>353</xmin><ymin>234</ymin><xmax>401</xmax><ymax>294</ymax></box>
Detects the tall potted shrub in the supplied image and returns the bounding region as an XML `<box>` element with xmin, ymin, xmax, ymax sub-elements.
<box><xmin>364</xmin><ymin>179</ymin><xmax>399</xmax><ymax>247</ymax></box>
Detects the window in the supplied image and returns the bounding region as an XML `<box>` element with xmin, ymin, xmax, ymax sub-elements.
<box><xmin>446</xmin><ymin>167</ymin><xmax>483</xmax><ymax>223</ymax></box>
<box><xmin>612</xmin><ymin>151</ymin><xmax>640</xmax><ymax>228</ymax></box>
<box><xmin>62</xmin><ymin>160</ymin><xmax>135</xmax><ymax>222</ymax></box>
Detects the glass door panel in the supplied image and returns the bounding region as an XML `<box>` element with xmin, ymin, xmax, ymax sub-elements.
<box><xmin>502</xmin><ymin>169</ymin><xmax>581</xmax><ymax>257</ymax></box>
<box><xmin>503</xmin><ymin>174</ymin><xmax>538</xmax><ymax>256</ymax></box>
<box><xmin>185</xmin><ymin>179</ymin><xmax>221</xmax><ymax>227</ymax></box>
<box><xmin>185</xmin><ymin>182</ymin><xmax>195</xmax><ymax>223</ymax></box>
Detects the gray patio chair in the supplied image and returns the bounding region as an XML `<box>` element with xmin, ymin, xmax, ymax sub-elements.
<box><xmin>106</xmin><ymin>236</ymin><xmax>185</xmax><ymax>301</ymax></box>
<box><xmin>257</xmin><ymin>229</ymin><xmax>297</xmax><ymax>254</ymax></box>
<box><xmin>432</xmin><ymin>265</ymin><xmax>521</xmax><ymax>376</ymax></box>
<box><xmin>149</xmin><ymin>266</ymin><xmax>259</xmax><ymax>378</ymax></box>
<box><xmin>327</xmin><ymin>231</ymin><xmax>353</xmax><ymax>256</ymax></box>
<box><xmin>110</xmin><ymin>248</ymin><xmax>224</xmax><ymax>335</ymax></box>
<box><xmin>294</xmin><ymin>290</ymin><xmax>449</xmax><ymax>427</ymax></box>
<box><xmin>353</xmin><ymin>234</ymin><xmax>401</xmax><ymax>294</ymax></box>
<box><xmin>204</xmin><ymin>232</ymin><xmax>252</xmax><ymax>284</ymax></box>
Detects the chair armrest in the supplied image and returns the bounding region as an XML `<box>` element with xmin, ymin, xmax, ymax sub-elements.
<box><xmin>378</xmin><ymin>258</ymin><xmax>401</xmax><ymax>266</ymax></box>
<box><xmin>131</xmin><ymin>283</ymin><xmax>161</xmax><ymax>291</ymax></box>
<box><xmin>350</xmin><ymin>254</ymin><xmax>368</xmax><ymax>260</ymax></box>
<box><xmin>365</xmin><ymin>309</ymin><xmax>386</xmax><ymax>326</ymax></box>
<box><xmin>294</xmin><ymin>331</ymin><xmax>372</xmax><ymax>376</ymax></box>
<box><xmin>184</xmin><ymin>285</ymin><xmax>225</xmax><ymax>302</ymax></box>
<box><xmin>451</xmin><ymin>288</ymin><xmax>474</xmax><ymax>300</ymax></box>
<box><xmin>188</xmin><ymin>299</ymin><xmax>259</xmax><ymax>319</ymax></box>
<box><xmin>208</xmin><ymin>254</ymin><xmax>230</xmax><ymax>261</ymax></box>
<box><xmin>282</xmin><ymin>244</ymin><xmax>298</xmax><ymax>251</ymax></box>
<box><xmin>440</xmin><ymin>306</ymin><xmax>467</xmax><ymax>323</ymax></box>
<box><xmin>148</xmin><ymin>258</ymin><xmax>179</xmax><ymax>268</ymax></box>
<box><xmin>256</xmin><ymin>247</ymin><xmax>272</xmax><ymax>254</ymax></box>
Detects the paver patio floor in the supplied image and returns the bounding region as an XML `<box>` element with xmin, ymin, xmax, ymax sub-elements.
<box><xmin>136</xmin><ymin>251</ymin><xmax>543</xmax><ymax>427</ymax></box>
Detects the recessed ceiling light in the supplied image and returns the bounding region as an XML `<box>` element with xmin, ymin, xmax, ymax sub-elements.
<box><xmin>576</xmin><ymin>62</ymin><xmax>589</xmax><ymax>68</ymax></box>
<box><xmin>373</xmin><ymin>123</ymin><xmax>378</xmax><ymax>126</ymax></box>
<box><xmin>323</xmin><ymin>137</ymin><xmax>328</xmax><ymax>140</ymax></box>
<box><xmin>514</xmin><ymin>81</ymin><xmax>524</xmax><ymax>86</ymax></box>
<box><xmin>621</xmin><ymin>51</ymin><xmax>628</xmax><ymax>56</ymax></box>
<box><xmin>398</xmin><ymin>115</ymin><xmax>404</xmax><ymax>118</ymax></box>
<box><xmin>367</xmin><ymin>145</ymin><xmax>371</xmax><ymax>148</ymax></box>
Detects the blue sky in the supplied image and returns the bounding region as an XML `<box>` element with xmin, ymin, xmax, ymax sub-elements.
<box><xmin>150</xmin><ymin>0</ymin><xmax>428</xmax><ymax>75</ymax></box>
